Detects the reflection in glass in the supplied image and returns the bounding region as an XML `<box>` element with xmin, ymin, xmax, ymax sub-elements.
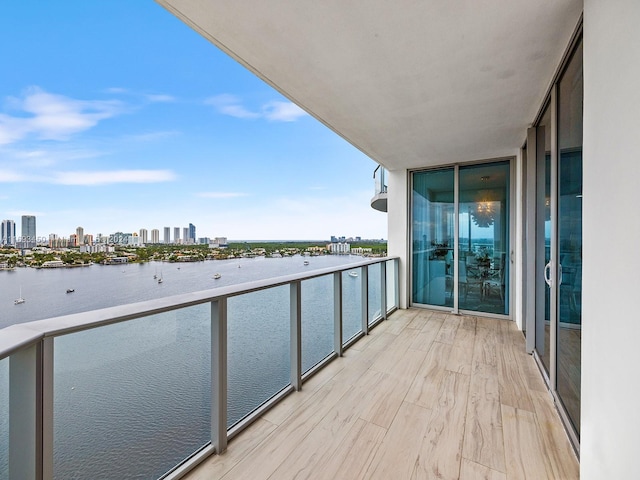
<box><xmin>53</xmin><ymin>305</ymin><xmax>211</xmax><ymax>479</ymax></box>
<box><xmin>0</xmin><ymin>358</ymin><xmax>8</xmax><ymax>480</ymax></box>
<box><xmin>557</xmin><ymin>38</ymin><xmax>582</xmax><ymax>436</ymax></box>
<box><xmin>412</xmin><ymin>169</ymin><xmax>455</xmax><ymax>307</ymax></box>
<box><xmin>301</xmin><ymin>275</ymin><xmax>334</xmax><ymax>373</ymax></box>
<box><xmin>342</xmin><ymin>270</ymin><xmax>363</xmax><ymax>342</ymax></box>
<box><xmin>368</xmin><ymin>263</ymin><xmax>382</xmax><ymax>325</ymax></box>
<box><xmin>228</xmin><ymin>286</ymin><xmax>290</xmax><ymax>427</ymax></box>
<box><xmin>458</xmin><ymin>162</ymin><xmax>510</xmax><ymax>314</ymax></box>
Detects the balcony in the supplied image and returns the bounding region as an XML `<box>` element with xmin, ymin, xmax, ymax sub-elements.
<box><xmin>370</xmin><ymin>166</ymin><xmax>388</xmax><ymax>213</ymax></box>
<box><xmin>0</xmin><ymin>255</ymin><xmax>577</xmax><ymax>480</ymax></box>
<box><xmin>184</xmin><ymin>309</ymin><xmax>578</xmax><ymax>480</ymax></box>
<box><xmin>0</xmin><ymin>257</ymin><xmax>399</xmax><ymax>479</ymax></box>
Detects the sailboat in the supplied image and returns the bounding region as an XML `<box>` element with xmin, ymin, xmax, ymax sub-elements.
<box><xmin>14</xmin><ymin>286</ymin><xmax>25</xmax><ymax>305</ymax></box>
<box><xmin>157</xmin><ymin>270</ymin><xmax>163</xmax><ymax>283</ymax></box>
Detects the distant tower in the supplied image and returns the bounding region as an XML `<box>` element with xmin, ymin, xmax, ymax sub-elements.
<box><xmin>76</xmin><ymin>227</ymin><xmax>84</xmax><ymax>246</ymax></box>
<box><xmin>1</xmin><ymin>219</ymin><xmax>16</xmax><ymax>245</ymax></box>
<box><xmin>139</xmin><ymin>228</ymin><xmax>148</xmax><ymax>245</ymax></box>
<box><xmin>174</xmin><ymin>227</ymin><xmax>180</xmax><ymax>244</ymax></box>
<box><xmin>21</xmin><ymin>215</ymin><xmax>36</xmax><ymax>248</ymax></box>
<box><xmin>189</xmin><ymin>223</ymin><xmax>196</xmax><ymax>244</ymax></box>
<box><xmin>164</xmin><ymin>227</ymin><xmax>170</xmax><ymax>244</ymax></box>
<box><xmin>151</xmin><ymin>229</ymin><xmax>160</xmax><ymax>244</ymax></box>
<box><xmin>182</xmin><ymin>227</ymin><xmax>189</xmax><ymax>244</ymax></box>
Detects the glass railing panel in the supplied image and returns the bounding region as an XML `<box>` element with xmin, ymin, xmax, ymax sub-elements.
<box><xmin>53</xmin><ymin>304</ymin><xmax>211</xmax><ymax>480</ymax></box>
<box><xmin>301</xmin><ymin>275</ymin><xmax>334</xmax><ymax>374</ymax></box>
<box><xmin>386</xmin><ymin>259</ymin><xmax>398</xmax><ymax>311</ymax></box>
<box><xmin>367</xmin><ymin>263</ymin><xmax>382</xmax><ymax>325</ymax></box>
<box><xmin>0</xmin><ymin>357</ymin><xmax>8</xmax><ymax>480</ymax></box>
<box><xmin>342</xmin><ymin>269</ymin><xmax>363</xmax><ymax>343</ymax></box>
<box><xmin>227</xmin><ymin>285</ymin><xmax>290</xmax><ymax>427</ymax></box>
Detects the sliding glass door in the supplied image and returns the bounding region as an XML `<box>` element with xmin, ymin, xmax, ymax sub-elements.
<box><xmin>412</xmin><ymin>161</ymin><xmax>511</xmax><ymax>316</ymax></box>
<box><xmin>531</xmin><ymin>34</ymin><xmax>582</xmax><ymax>443</ymax></box>
<box><xmin>412</xmin><ymin>168</ymin><xmax>454</xmax><ymax>307</ymax></box>
<box><xmin>458</xmin><ymin>162</ymin><xmax>510</xmax><ymax>315</ymax></box>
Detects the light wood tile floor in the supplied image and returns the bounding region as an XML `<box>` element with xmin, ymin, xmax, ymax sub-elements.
<box><xmin>185</xmin><ymin>309</ymin><xmax>579</xmax><ymax>480</ymax></box>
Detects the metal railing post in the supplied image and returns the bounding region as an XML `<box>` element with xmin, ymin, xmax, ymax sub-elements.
<box><xmin>380</xmin><ymin>261</ymin><xmax>388</xmax><ymax>320</ymax></box>
<box><xmin>9</xmin><ymin>344</ymin><xmax>38</xmax><ymax>480</ymax></box>
<box><xmin>333</xmin><ymin>272</ymin><xmax>343</xmax><ymax>356</ymax></box>
<box><xmin>393</xmin><ymin>258</ymin><xmax>399</xmax><ymax>310</ymax></box>
<box><xmin>211</xmin><ymin>298</ymin><xmax>228</xmax><ymax>454</ymax></box>
<box><xmin>290</xmin><ymin>281</ymin><xmax>302</xmax><ymax>391</ymax></box>
<box><xmin>361</xmin><ymin>266</ymin><xmax>369</xmax><ymax>335</ymax></box>
<box><xmin>42</xmin><ymin>337</ymin><xmax>54</xmax><ymax>480</ymax></box>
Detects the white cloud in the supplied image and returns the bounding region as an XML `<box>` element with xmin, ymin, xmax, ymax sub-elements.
<box><xmin>205</xmin><ymin>94</ymin><xmax>308</xmax><ymax>122</ymax></box>
<box><xmin>145</xmin><ymin>94</ymin><xmax>176</xmax><ymax>103</ymax></box>
<box><xmin>0</xmin><ymin>87</ymin><xmax>124</xmax><ymax>145</ymax></box>
<box><xmin>52</xmin><ymin>169</ymin><xmax>177</xmax><ymax>186</ymax></box>
<box><xmin>0</xmin><ymin>169</ymin><xmax>27</xmax><ymax>182</ymax></box>
<box><xmin>205</xmin><ymin>94</ymin><xmax>259</xmax><ymax>119</ymax></box>
<box><xmin>196</xmin><ymin>191</ymin><xmax>249</xmax><ymax>199</ymax></box>
<box><xmin>104</xmin><ymin>87</ymin><xmax>129</xmax><ymax>94</ymax></box>
<box><xmin>262</xmin><ymin>101</ymin><xmax>308</xmax><ymax>122</ymax></box>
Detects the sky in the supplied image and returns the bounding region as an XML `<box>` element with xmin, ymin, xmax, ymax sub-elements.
<box><xmin>0</xmin><ymin>1</ymin><xmax>387</xmax><ymax>241</ymax></box>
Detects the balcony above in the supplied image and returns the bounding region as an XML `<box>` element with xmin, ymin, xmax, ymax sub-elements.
<box><xmin>370</xmin><ymin>192</ymin><xmax>387</xmax><ymax>213</ymax></box>
<box><xmin>184</xmin><ymin>309</ymin><xmax>579</xmax><ymax>480</ymax></box>
<box><xmin>371</xmin><ymin>165</ymin><xmax>388</xmax><ymax>212</ymax></box>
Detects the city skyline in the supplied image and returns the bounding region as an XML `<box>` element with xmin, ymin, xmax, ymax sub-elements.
<box><xmin>1</xmin><ymin>213</ymin><xmax>375</xmax><ymax>247</ymax></box>
<box><xmin>0</xmin><ymin>2</ymin><xmax>386</xmax><ymax>240</ymax></box>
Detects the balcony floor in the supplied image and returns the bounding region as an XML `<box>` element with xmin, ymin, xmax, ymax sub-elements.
<box><xmin>185</xmin><ymin>309</ymin><xmax>579</xmax><ymax>480</ymax></box>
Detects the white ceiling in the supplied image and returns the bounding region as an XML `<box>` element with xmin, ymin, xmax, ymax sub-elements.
<box><xmin>157</xmin><ymin>0</ymin><xmax>582</xmax><ymax>171</ymax></box>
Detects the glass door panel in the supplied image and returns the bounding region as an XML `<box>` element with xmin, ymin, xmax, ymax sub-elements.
<box><xmin>535</xmin><ymin>104</ymin><xmax>552</xmax><ymax>375</ymax></box>
<box><xmin>458</xmin><ymin>162</ymin><xmax>510</xmax><ymax>314</ymax></box>
<box><xmin>412</xmin><ymin>169</ymin><xmax>454</xmax><ymax>307</ymax></box>
<box><xmin>557</xmin><ymin>39</ymin><xmax>583</xmax><ymax>435</ymax></box>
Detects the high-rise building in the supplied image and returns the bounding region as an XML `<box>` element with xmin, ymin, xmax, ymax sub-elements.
<box><xmin>151</xmin><ymin>229</ymin><xmax>160</xmax><ymax>244</ymax></box>
<box><xmin>21</xmin><ymin>215</ymin><xmax>36</xmax><ymax>248</ymax></box>
<box><xmin>84</xmin><ymin>234</ymin><xmax>93</xmax><ymax>246</ymax></box>
<box><xmin>139</xmin><ymin>228</ymin><xmax>148</xmax><ymax>245</ymax></box>
<box><xmin>163</xmin><ymin>227</ymin><xmax>170</xmax><ymax>244</ymax></box>
<box><xmin>188</xmin><ymin>223</ymin><xmax>196</xmax><ymax>243</ymax></box>
<box><xmin>174</xmin><ymin>227</ymin><xmax>180</xmax><ymax>244</ymax></box>
<box><xmin>1</xmin><ymin>219</ymin><xmax>16</xmax><ymax>246</ymax></box>
<box><xmin>76</xmin><ymin>227</ymin><xmax>84</xmax><ymax>247</ymax></box>
<box><xmin>182</xmin><ymin>227</ymin><xmax>189</xmax><ymax>244</ymax></box>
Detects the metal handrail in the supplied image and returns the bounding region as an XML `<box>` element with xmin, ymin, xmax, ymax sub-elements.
<box><xmin>0</xmin><ymin>257</ymin><xmax>397</xmax><ymax>360</ymax></box>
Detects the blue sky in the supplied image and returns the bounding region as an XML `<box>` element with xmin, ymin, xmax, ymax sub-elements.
<box><xmin>0</xmin><ymin>1</ymin><xmax>386</xmax><ymax>241</ymax></box>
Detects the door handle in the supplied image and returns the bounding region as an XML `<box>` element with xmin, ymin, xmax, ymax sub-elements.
<box><xmin>558</xmin><ymin>263</ymin><xmax>563</xmax><ymax>286</ymax></box>
<box><xmin>544</xmin><ymin>261</ymin><xmax>553</xmax><ymax>287</ymax></box>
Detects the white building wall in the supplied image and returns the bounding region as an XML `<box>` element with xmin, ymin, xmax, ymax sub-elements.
<box><xmin>387</xmin><ymin>168</ymin><xmax>408</xmax><ymax>308</ymax></box>
<box><xmin>582</xmin><ymin>1</ymin><xmax>640</xmax><ymax>478</ymax></box>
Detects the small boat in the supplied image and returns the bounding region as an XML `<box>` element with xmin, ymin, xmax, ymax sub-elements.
<box><xmin>14</xmin><ymin>287</ymin><xmax>25</xmax><ymax>305</ymax></box>
<box><xmin>213</xmin><ymin>273</ymin><xmax>222</xmax><ymax>279</ymax></box>
<box><xmin>66</xmin><ymin>288</ymin><xmax>75</xmax><ymax>294</ymax></box>
<box><xmin>303</xmin><ymin>260</ymin><xmax>310</xmax><ymax>266</ymax></box>
<box><xmin>348</xmin><ymin>271</ymin><xmax>358</xmax><ymax>278</ymax></box>
<box><xmin>153</xmin><ymin>274</ymin><xmax>157</xmax><ymax>279</ymax></box>
<box><xmin>157</xmin><ymin>277</ymin><xmax>163</xmax><ymax>284</ymax></box>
